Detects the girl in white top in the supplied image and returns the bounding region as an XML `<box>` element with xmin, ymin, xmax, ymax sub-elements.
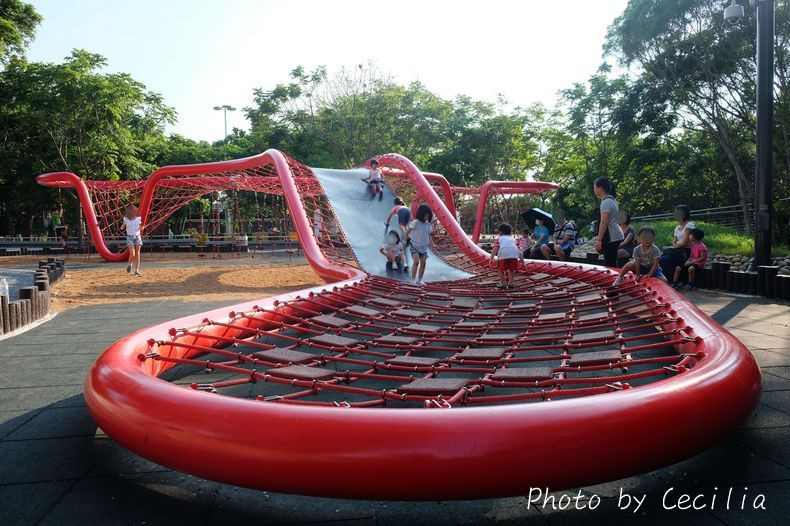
<box><xmin>362</xmin><ymin>159</ymin><xmax>384</xmax><ymax>201</ymax></box>
<box><xmin>123</xmin><ymin>204</ymin><xmax>143</xmax><ymax>276</ymax></box>
<box><xmin>404</xmin><ymin>204</ymin><xmax>434</xmax><ymax>284</ymax></box>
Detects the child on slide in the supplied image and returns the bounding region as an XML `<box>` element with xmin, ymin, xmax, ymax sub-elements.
<box><xmin>405</xmin><ymin>204</ymin><xmax>434</xmax><ymax>285</ymax></box>
<box><xmin>379</xmin><ymin>230</ymin><xmax>406</xmax><ymax>272</ymax></box>
<box><xmin>385</xmin><ymin>197</ymin><xmax>411</xmax><ymax>271</ymax></box>
<box><xmin>362</xmin><ymin>159</ymin><xmax>384</xmax><ymax>201</ymax></box>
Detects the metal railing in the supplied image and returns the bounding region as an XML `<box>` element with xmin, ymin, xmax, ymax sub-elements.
<box><xmin>632</xmin><ymin>204</ymin><xmax>755</xmax><ymax>231</ymax></box>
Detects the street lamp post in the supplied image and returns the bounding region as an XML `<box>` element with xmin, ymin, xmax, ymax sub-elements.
<box><xmin>213</xmin><ymin>104</ymin><xmax>237</xmax><ymax>138</ymax></box>
<box><xmin>724</xmin><ymin>0</ymin><xmax>775</xmax><ymax>269</ymax></box>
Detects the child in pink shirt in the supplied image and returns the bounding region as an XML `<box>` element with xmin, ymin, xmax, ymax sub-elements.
<box><xmin>672</xmin><ymin>228</ymin><xmax>708</xmax><ymax>290</ymax></box>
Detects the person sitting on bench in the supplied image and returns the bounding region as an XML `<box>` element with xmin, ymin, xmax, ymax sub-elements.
<box><xmin>541</xmin><ymin>210</ymin><xmax>576</xmax><ymax>261</ymax></box>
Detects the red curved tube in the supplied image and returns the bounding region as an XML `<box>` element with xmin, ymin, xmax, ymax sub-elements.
<box><xmin>79</xmin><ymin>151</ymin><xmax>760</xmax><ymax>500</ymax></box>
<box><xmin>37</xmin><ymin>150</ymin><xmax>360</xmax><ymax>282</ymax></box>
<box><xmin>35</xmin><ymin>172</ymin><xmax>121</xmax><ymax>262</ymax></box>
<box><xmin>470</xmin><ymin>180</ymin><xmax>560</xmax><ymax>243</ymax></box>
<box><xmin>84</xmin><ymin>275</ymin><xmax>761</xmax><ymax>500</ymax></box>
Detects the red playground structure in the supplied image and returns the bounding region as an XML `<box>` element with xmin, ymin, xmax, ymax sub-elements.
<box><xmin>36</xmin><ymin>151</ymin><xmax>761</xmax><ymax>500</ymax></box>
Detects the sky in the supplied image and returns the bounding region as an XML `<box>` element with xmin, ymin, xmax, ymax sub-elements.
<box><xmin>26</xmin><ymin>0</ymin><xmax>629</xmax><ymax>142</ymax></box>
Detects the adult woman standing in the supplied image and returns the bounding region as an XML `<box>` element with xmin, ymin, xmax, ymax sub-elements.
<box><xmin>593</xmin><ymin>176</ymin><xmax>624</xmax><ymax>267</ymax></box>
<box><xmin>658</xmin><ymin>205</ymin><xmax>695</xmax><ymax>280</ymax></box>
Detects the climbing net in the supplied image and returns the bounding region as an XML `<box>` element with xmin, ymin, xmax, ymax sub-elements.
<box><xmin>148</xmin><ymin>263</ymin><xmax>696</xmax><ymax>408</ymax></box>
<box><xmin>80</xmin><ymin>155</ymin><xmax>357</xmax><ymax>267</ymax></box>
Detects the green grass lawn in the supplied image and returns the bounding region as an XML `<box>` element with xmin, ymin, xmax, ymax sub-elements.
<box><xmin>632</xmin><ymin>220</ymin><xmax>790</xmax><ymax>257</ymax></box>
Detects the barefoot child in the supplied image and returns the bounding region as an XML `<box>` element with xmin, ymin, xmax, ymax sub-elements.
<box><xmin>379</xmin><ymin>230</ymin><xmax>406</xmax><ymax>272</ymax></box>
<box><xmin>612</xmin><ymin>226</ymin><xmax>667</xmax><ymax>286</ymax></box>
<box><xmin>491</xmin><ymin>223</ymin><xmax>524</xmax><ymax>289</ymax></box>
<box><xmin>405</xmin><ymin>204</ymin><xmax>433</xmax><ymax>284</ymax></box>
<box><xmin>672</xmin><ymin>228</ymin><xmax>707</xmax><ymax>290</ymax></box>
<box><xmin>362</xmin><ymin>159</ymin><xmax>384</xmax><ymax>201</ymax></box>
<box><xmin>123</xmin><ymin>204</ymin><xmax>143</xmax><ymax>276</ymax></box>
<box><xmin>385</xmin><ymin>197</ymin><xmax>411</xmax><ymax>271</ymax></box>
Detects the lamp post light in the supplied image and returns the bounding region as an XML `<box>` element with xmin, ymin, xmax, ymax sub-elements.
<box><xmin>213</xmin><ymin>104</ymin><xmax>237</xmax><ymax>138</ymax></box>
<box><xmin>724</xmin><ymin>0</ymin><xmax>775</xmax><ymax>269</ymax></box>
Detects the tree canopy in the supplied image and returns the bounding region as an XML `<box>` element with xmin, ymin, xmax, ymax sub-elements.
<box><xmin>0</xmin><ymin>0</ymin><xmax>788</xmax><ymax>245</ymax></box>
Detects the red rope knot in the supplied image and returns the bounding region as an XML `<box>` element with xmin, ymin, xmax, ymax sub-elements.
<box><xmin>249</xmin><ymin>369</ymin><xmax>258</xmax><ymax>383</ymax></box>
<box><xmin>202</xmin><ymin>318</ymin><xmax>212</xmax><ymax>325</ymax></box>
<box><xmin>137</xmin><ymin>352</ymin><xmax>158</xmax><ymax>362</ymax></box>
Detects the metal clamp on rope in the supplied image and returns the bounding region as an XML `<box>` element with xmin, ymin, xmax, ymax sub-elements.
<box><xmin>333</xmin><ymin>401</ymin><xmax>351</xmax><ymax>408</ymax></box>
<box><xmin>662</xmin><ymin>364</ymin><xmax>681</xmax><ymax>373</ymax></box>
<box><xmin>606</xmin><ymin>382</ymin><xmax>624</xmax><ymax>391</ymax></box>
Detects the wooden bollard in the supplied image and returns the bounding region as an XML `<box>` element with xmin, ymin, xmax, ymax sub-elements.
<box><xmin>777</xmin><ymin>274</ymin><xmax>790</xmax><ymax>301</ymax></box>
<box><xmin>0</xmin><ymin>301</ymin><xmax>4</xmax><ymax>335</ymax></box>
<box><xmin>18</xmin><ymin>288</ymin><xmax>38</xmax><ymax>321</ymax></box>
<box><xmin>758</xmin><ymin>266</ymin><xmax>779</xmax><ymax>299</ymax></box>
<box><xmin>41</xmin><ymin>290</ymin><xmax>51</xmax><ymax>314</ymax></box>
<box><xmin>1</xmin><ymin>296</ymin><xmax>9</xmax><ymax>333</ymax></box>
<box><xmin>35</xmin><ymin>278</ymin><xmax>49</xmax><ymax>292</ymax></box>
<box><xmin>8</xmin><ymin>301</ymin><xmax>20</xmax><ymax>331</ymax></box>
<box><xmin>19</xmin><ymin>299</ymin><xmax>30</xmax><ymax>326</ymax></box>
<box><xmin>726</xmin><ymin>270</ymin><xmax>737</xmax><ymax>292</ymax></box>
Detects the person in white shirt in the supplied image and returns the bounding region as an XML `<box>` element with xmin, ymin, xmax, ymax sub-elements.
<box><xmin>490</xmin><ymin>223</ymin><xmax>525</xmax><ymax>289</ymax></box>
<box><xmin>404</xmin><ymin>204</ymin><xmax>434</xmax><ymax>284</ymax></box>
<box><xmin>361</xmin><ymin>159</ymin><xmax>384</xmax><ymax>201</ymax></box>
<box><xmin>123</xmin><ymin>205</ymin><xmax>143</xmax><ymax>276</ymax></box>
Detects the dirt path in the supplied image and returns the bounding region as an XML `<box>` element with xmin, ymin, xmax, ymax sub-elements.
<box><xmin>50</xmin><ymin>263</ymin><xmax>324</xmax><ymax>312</ymax></box>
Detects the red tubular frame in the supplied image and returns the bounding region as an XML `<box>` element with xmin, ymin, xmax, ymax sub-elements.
<box><xmin>75</xmin><ymin>151</ymin><xmax>760</xmax><ymax>500</ymax></box>
<box><xmin>469</xmin><ymin>180</ymin><xmax>560</xmax><ymax>243</ymax></box>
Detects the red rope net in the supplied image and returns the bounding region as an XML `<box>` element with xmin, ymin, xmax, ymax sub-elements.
<box><xmin>82</xmin><ymin>155</ymin><xmax>357</xmax><ymax>267</ymax></box>
<box><xmin>150</xmin><ymin>267</ymin><xmax>693</xmax><ymax>408</ymax></box>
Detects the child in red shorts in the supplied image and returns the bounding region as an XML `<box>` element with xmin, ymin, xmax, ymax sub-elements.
<box><xmin>491</xmin><ymin>223</ymin><xmax>524</xmax><ymax>289</ymax></box>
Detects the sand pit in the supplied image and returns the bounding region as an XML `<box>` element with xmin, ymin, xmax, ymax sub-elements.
<box><xmin>49</xmin><ymin>263</ymin><xmax>324</xmax><ymax>312</ymax></box>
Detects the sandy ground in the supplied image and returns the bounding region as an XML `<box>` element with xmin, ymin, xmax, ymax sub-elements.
<box><xmin>48</xmin><ymin>263</ymin><xmax>324</xmax><ymax>312</ymax></box>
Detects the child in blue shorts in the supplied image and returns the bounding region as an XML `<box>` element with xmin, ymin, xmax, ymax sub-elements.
<box><xmin>612</xmin><ymin>226</ymin><xmax>667</xmax><ymax>286</ymax></box>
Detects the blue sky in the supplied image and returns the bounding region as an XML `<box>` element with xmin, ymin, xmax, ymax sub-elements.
<box><xmin>27</xmin><ymin>0</ymin><xmax>629</xmax><ymax>142</ymax></box>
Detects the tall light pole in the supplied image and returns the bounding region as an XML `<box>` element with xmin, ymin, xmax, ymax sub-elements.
<box><xmin>213</xmin><ymin>104</ymin><xmax>237</xmax><ymax>138</ymax></box>
<box><xmin>724</xmin><ymin>0</ymin><xmax>775</xmax><ymax>269</ymax></box>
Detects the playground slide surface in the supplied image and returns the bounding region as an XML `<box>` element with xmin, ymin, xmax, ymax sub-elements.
<box><xmin>311</xmin><ymin>167</ymin><xmax>471</xmax><ymax>282</ymax></box>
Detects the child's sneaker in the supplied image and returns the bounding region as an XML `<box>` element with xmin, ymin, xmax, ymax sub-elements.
<box><xmin>403</xmin><ymin>265</ymin><xmax>409</xmax><ymax>273</ymax></box>
<box><xmin>684</xmin><ymin>283</ymin><xmax>693</xmax><ymax>290</ymax></box>
<box><xmin>670</xmin><ymin>282</ymin><xmax>678</xmax><ymax>289</ymax></box>
<box><xmin>134</xmin><ymin>270</ymin><xmax>142</xmax><ymax>276</ymax></box>
<box><xmin>127</xmin><ymin>264</ymin><xmax>132</xmax><ymax>273</ymax></box>
<box><xmin>385</xmin><ymin>261</ymin><xmax>393</xmax><ymax>271</ymax></box>
<box><xmin>378</xmin><ymin>192</ymin><xmax>383</xmax><ymax>201</ymax></box>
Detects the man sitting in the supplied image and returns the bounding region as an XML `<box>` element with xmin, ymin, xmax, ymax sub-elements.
<box><xmin>541</xmin><ymin>211</ymin><xmax>576</xmax><ymax>261</ymax></box>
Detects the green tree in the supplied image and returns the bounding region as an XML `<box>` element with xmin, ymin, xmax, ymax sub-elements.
<box><xmin>0</xmin><ymin>50</ymin><xmax>175</xmax><ymax>234</ymax></box>
<box><xmin>0</xmin><ymin>0</ymin><xmax>40</xmax><ymax>63</ymax></box>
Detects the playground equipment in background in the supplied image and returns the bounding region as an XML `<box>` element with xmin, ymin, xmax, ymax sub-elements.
<box><xmin>36</xmin><ymin>163</ymin><xmax>557</xmax><ymax>263</ymax></box>
<box><xmin>36</xmin><ymin>151</ymin><xmax>761</xmax><ymax>500</ymax></box>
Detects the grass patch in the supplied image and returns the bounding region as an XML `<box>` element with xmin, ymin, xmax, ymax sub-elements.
<box><xmin>631</xmin><ymin>220</ymin><xmax>790</xmax><ymax>257</ymax></box>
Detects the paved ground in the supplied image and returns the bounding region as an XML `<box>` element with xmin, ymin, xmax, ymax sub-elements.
<box><xmin>0</xmin><ymin>290</ymin><xmax>788</xmax><ymax>525</ymax></box>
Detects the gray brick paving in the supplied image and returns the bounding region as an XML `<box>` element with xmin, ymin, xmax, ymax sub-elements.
<box><xmin>0</xmin><ymin>291</ymin><xmax>787</xmax><ymax>525</ymax></box>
